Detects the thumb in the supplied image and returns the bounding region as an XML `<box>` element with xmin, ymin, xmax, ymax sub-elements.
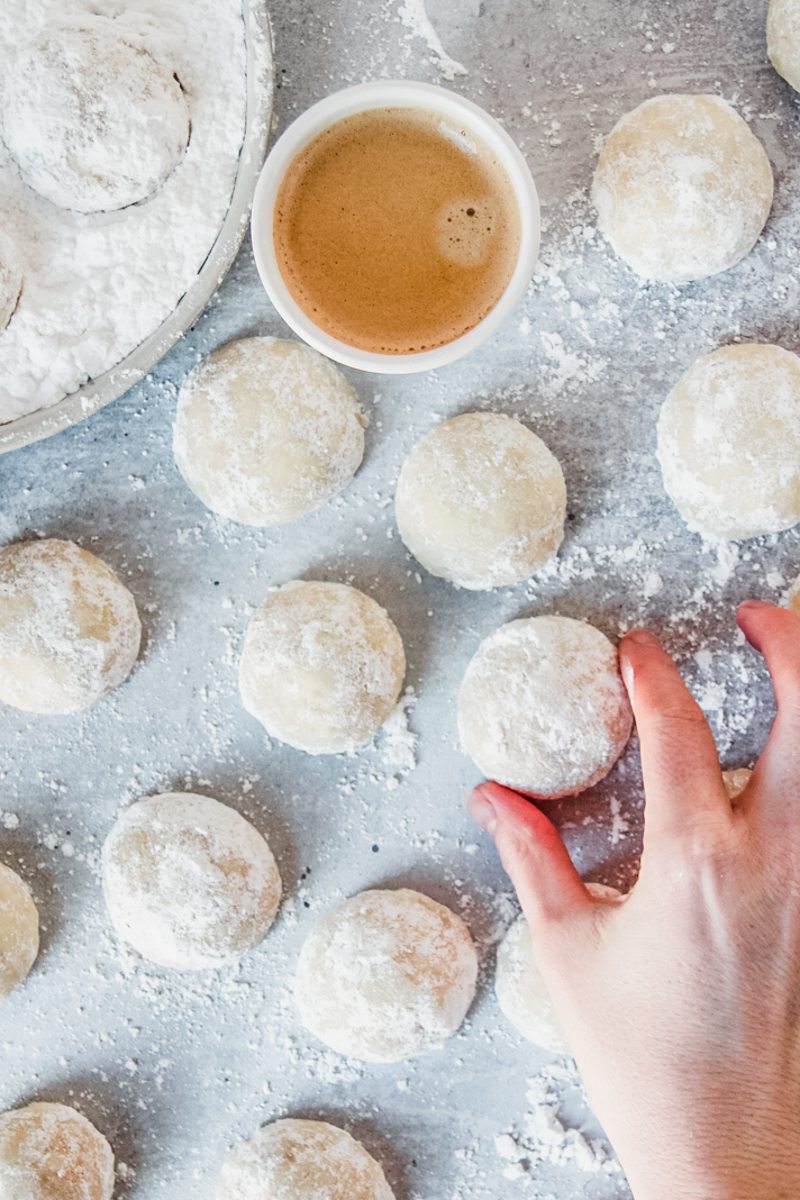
<box><xmin>468</xmin><ymin>782</ymin><xmax>592</xmax><ymax>932</ymax></box>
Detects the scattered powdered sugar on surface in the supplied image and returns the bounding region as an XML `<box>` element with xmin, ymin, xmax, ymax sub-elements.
<box><xmin>2</xmin><ymin>2</ymin><xmax>800</xmax><ymax>1199</ymax></box>
<box><xmin>0</xmin><ymin>0</ymin><xmax>246</xmax><ymax>423</ymax></box>
<box><xmin>397</xmin><ymin>0</ymin><xmax>467</xmax><ymax>80</ymax></box>
<box><xmin>380</xmin><ymin>687</ymin><xmax>419</xmax><ymax>782</ymax></box>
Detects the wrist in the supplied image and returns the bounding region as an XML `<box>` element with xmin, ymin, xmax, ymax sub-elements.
<box><xmin>616</xmin><ymin>1100</ymin><xmax>800</xmax><ymax>1200</ymax></box>
<box><xmin>628</xmin><ymin>1152</ymin><xmax>800</xmax><ymax>1200</ymax></box>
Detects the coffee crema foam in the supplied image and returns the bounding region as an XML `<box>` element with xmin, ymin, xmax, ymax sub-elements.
<box><xmin>273</xmin><ymin>107</ymin><xmax>521</xmax><ymax>355</ymax></box>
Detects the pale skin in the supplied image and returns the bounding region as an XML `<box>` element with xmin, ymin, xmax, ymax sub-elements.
<box><xmin>468</xmin><ymin>599</ymin><xmax>800</xmax><ymax>1200</ymax></box>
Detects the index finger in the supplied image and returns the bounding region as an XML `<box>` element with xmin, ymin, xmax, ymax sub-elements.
<box><xmin>736</xmin><ymin>600</ymin><xmax>800</xmax><ymax>799</ymax></box>
<box><xmin>619</xmin><ymin>628</ymin><xmax>730</xmax><ymax>848</ymax></box>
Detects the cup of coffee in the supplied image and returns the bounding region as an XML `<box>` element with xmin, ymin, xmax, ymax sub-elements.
<box><xmin>251</xmin><ymin>81</ymin><xmax>540</xmax><ymax>374</ymax></box>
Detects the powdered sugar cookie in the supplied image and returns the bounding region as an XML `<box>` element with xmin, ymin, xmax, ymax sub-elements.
<box><xmin>295</xmin><ymin>889</ymin><xmax>477</xmax><ymax>1062</ymax></box>
<box><xmin>593</xmin><ymin>94</ymin><xmax>772</xmax><ymax>283</ymax></box>
<box><xmin>0</xmin><ymin>1102</ymin><xmax>114</xmax><ymax>1200</ymax></box>
<box><xmin>3</xmin><ymin>17</ymin><xmax>189</xmax><ymax>213</ymax></box>
<box><xmin>788</xmin><ymin>574</ymin><xmax>800</xmax><ymax>614</ymax></box>
<box><xmin>216</xmin><ymin>1119</ymin><xmax>394</xmax><ymax>1200</ymax></box>
<box><xmin>240</xmin><ymin>581</ymin><xmax>405</xmax><ymax>755</ymax></box>
<box><xmin>496</xmin><ymin>884</ymin><xmax>623</xmax><ymax>1051</ymax></box>
<box><xmin>458</xmin><ymin>615</ymin><xmax>632</xmax><ymax>797</ymax></box>
<box><xmin>769</xmin><ymin>0</ymin><xmax>800</xmax><ymax>92</ymax></box>
<box><xmin>0</xmin><ymin>235</ymin><xmax>22</xmax><ymax>333</ymax></box>
<box><xmin>102</xmin><ymin>793</ymin><xmax>282</xmax><ymax>971</ymax></box>
<box><xmin>657</xmin><ymin>344</ymin><xmax>800</xmax><ymax>540</ymax></box>
<box><xmin>722</xmin><ymin>768</ymin><xmax>752</xmax><ymax>801</ymax></box>
<box><xmin>0</xmin><ymin>539</ymin><xmax>140</xmax><ymax>715</ymax></box>
<box><xmin>174</xmin><ymin>338</ymin><xmax>365</xmax><ymax>527</ymax></box>
<box><xmin>0</xmin><ymin>863</ymin><xmax>38</xmax><ymax>998</ymax></box>
<box><xmin>395</xmin><ymin>412</ymin><xmax>566</xmax><ymax>590</ymax></box>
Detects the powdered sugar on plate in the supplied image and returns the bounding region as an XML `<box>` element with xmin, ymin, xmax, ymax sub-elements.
<box><xmin>0</xmin><ymin>0</ymin><xmax>247</xmax><ymax>424</ymax></box>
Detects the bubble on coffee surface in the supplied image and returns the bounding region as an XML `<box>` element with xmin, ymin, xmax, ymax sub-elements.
<box><xmin>436</xmin><ymin>197</ymin><xmax>498</xmax><ymax>267</ymax></box>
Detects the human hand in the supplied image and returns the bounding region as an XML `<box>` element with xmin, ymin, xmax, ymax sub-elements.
<box><xmin>469</xmin><ymin>600</ymin><xmax>800</xmax><ymax>1200</ymax></box>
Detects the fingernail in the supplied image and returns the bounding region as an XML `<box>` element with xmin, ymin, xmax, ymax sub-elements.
<box><xmin>738</xmin><ymin>598</ymin><xmax>770</xmax><ymax>610</ymax></box>
<box><xmin>620</xmin><ymin>654</ymin><xmax>635</xmax><ymax>701</ymax></box>
<box><xmin>624</xmin><ymin>628</ymin><xmax>659</xmax><ymax>647</ymax></box>
<box><xmin>467</xmin><ymin>787</ymin><xmax>498</xmax><ymax>835</ymax></box>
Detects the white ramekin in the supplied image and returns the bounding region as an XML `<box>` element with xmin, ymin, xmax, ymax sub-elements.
<box><xmin>251</xmin><ymin>80</ymin><xmax>540</xmax><ymax>374</ymax></box>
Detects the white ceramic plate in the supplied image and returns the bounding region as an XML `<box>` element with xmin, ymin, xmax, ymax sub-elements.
<box><xmin>0</xmin><ymin>0</ymin><xmax>274</xmax><ymax>455</ymax></box>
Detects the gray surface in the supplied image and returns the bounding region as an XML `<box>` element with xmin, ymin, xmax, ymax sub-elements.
<box><xmin>0</xmin><ymin>1</ymin><xmax>798</xmax><ymax>1197</ymax></box>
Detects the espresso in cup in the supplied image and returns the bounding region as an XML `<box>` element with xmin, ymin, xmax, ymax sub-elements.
<box><xmin>273</xmin><ymin>106</ymin><xmax>521</xmax><ymax>355</ymax></box>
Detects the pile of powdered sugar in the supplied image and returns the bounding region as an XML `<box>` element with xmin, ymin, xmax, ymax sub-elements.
<box><xmin>493</xmin><ymin>1063</ymin><xmax>622</xmax><ymax>1191</ymax></box>
<box><xmin>0</xmin><ymin>0</ymin><xmax>247</xmax><ymax>424</ymax></box>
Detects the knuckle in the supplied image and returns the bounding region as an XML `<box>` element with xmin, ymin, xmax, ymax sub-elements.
<box><xmin>647</xmin><ymin>810</ymin><xmax>737</xmax><ymax>862</ymax></box>
<box><xmin>497</xmin><ymin>825</ymin><xmax>535</xmax><ymax>866</ymax></box>
<box><xmin>498</xmin><ymin>820</ymin><xmax>558</xmax><ymax>868</ymax></box>
<box><xmin>683</xmin><ymin>821</ymin><xmax>738</xmax><ymax>860</ymax></box>
<box><xmin>650</xmin><ymin>703</ymin><xmax>706</xmax><ymax>733</ymax></box>
<box><xmin>496</xmin><ymin>829</ymin><xmax>546</xmax><ymax>892</ymax></box>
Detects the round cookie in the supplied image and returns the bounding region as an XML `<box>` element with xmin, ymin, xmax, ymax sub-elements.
<box><xmin>295</xmin><ymin>888</ymin><xmax>478</xmax><ymax>1062</ymax></box>
<box><xmin>458</xmin><ymin>615</ymin><xmax>632</xmax><ymax>797</ymax></box>
<box><xmin>722</xmin><ymin>768</ymin><xmax>752</xmax><ymax>801</ymax></box>
<box><xmin>496</xmin><ymin>884</ymin><xmax>622</xmax><ymax>1052</ymax></box>
<box><xmin>0</xmin><ymin>234</ymin><xmax>22</xmax><ymax>333</ymax></box>
<box><xmin>102</xmin><ymin>793</ymin><xmax>282</xmax><ymax>971</ymax></box>
<box><xmin>2</xmin><ymin>17</ymin><xmax>189</xmax><ymax>213</ymax></box>
<box><xmin>0</xmin><ymin>863</ymin><xmax>39</xmax><ymax>998</ymax></box>
<box><xmin>769</xmin><ymin>0</ymin><xmax>800</xmax><ymax>92</ymax></box>
<box><xmin>592</xmin><ymin>94</ymin><xmax>772</xmax><ymax>283</ymax></box>
<box><xmin>0</xmin><ymin>539</ymin><xmax>141</xmax><ymax>715</ymax></box>
<box><xmin>656</xmin><ymin>343</ymin><xmax>800</xmax><ymax>540</ymax></box>
<box><xmin>174</xmin><ymin>338</ymin><xmax>366</xmax><ymax>527</ymax></box>
<box><xmin>0</xmin><ymin>1102</ymin><xmax>114</xmax><ymax>1200</ymax></box>
<box><xmin>395</xmin><ymin>412</ymin><xmax>566</xmax><ymax>590</ymax></box>
<box><xmin>216</xmin><ymin>1119</ymin><xmax>394</xmax><ymax>1200</ymax></box>
<box><xmin>239</xmin><ymin>581</ymin><xmax>405</xmax><ymax>755</ymax></box>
